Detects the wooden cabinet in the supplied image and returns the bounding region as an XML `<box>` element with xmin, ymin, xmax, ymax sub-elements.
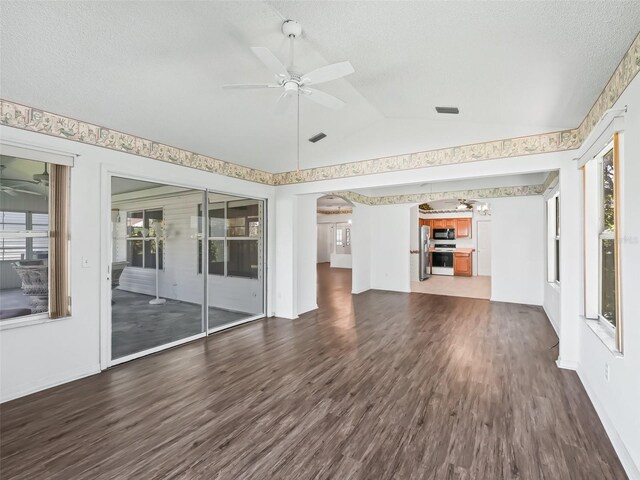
<box><xmin>455</xmin><ymin>218</ymin><xmax>472</xmax><ymax>238</ymax></box>
<box><xmin>454</xmin><ymin>252</ymin><xmax>472</xmax><ymax>276</ymax></box>
<box><xmin>419</xmin><ymin>217</ymin><xmax>472</xmax><ymax>239</ymax></box>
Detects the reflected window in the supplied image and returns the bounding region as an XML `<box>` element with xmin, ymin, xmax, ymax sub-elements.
<box><xmin>197</xmin><ymin>200</ymin><xmax>261</xmax><ymax>278</ymax></box>
<box><xmin>126</xmin><ymin>209</ymin><xmax>163</xmax><ymax>269</ymax></box>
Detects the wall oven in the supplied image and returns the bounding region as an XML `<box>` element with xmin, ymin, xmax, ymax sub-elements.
<box><xmin>433</xmin><ymin>228</ymin><xmax>456</xmax><ymax>240</ymax></box>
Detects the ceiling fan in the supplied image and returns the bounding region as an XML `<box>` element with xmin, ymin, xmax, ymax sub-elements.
<box><xmin>223</xmin><ymin>20</ymin><xmax>354</xmax><ymax>110</ymax></box>
<box><xmin>33</xmin><ymin>164</ymin><xmax>49</xmax><ymax>185</ymax></box>
<box><xmin>456</xmin><ymin>199</ymin><xmax>476</xmax><ymax>210</ymax></box>
<box><xmin>0</xmin><ymin>165</ymin><xmax>47</xmax><ymax>196</ymax></box>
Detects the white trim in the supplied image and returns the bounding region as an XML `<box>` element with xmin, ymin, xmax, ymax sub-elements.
<box><xmin>0</xmin><ymin>312</ymin><xmax>69</xmax><ymax>331</ymax></box>
<box><xmin>207</xmin><ymin>313</ymin><xmax>266</xmax><ymax>334</ymax></box>
<box><xmin>574</xmin><ymin>108</ymin><xmax>625</xmax><ymax>169</ymax></box>
<box><xmin>576</xmin><ymin>364</ymin><xmax>640</xmax><ymax>480</ymax></box>
<box><xmin>0</xmin><ymin>363</ymin><xmax>100</xmax><ymax>403</ymax></box>
<box><xmin>556</xmin><ymin>359</ymin><xmax>579</xmax><ymax>370</ymax></box>
<box><xmin>0</xmin><ymin>141</ymin><xmax>76</xmax><ymax>166</ymax></box>
<box><xmin>542</xmin><ymin>304</ymin><xmax>559</xmax><ymax>336</ymax></box>
<box><xmin>109</xmin><ymin>332</ymin><xmax>206</xmax><ymax>367</ymax></box>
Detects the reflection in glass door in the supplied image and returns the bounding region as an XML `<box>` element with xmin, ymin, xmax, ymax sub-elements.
<box><xmin>110</xmin><ymin>177</ymin><xmax>205</xmax><ymax>361</ymax></box>
<box><xmin>205</xmin><ymin>193</ymin><xmax>265</xmax><ymax>331</ymax></box>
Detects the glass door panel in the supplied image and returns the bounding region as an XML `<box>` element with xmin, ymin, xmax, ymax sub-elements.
<box><xmin>110</xmin><ymin>177</ymin><xmax>205</xmax><ymax>361</ymax></box>
<box><xmin>206</xmin><ymin>193</ymin><xmax>265</xmax><ymax>330</ymax></box>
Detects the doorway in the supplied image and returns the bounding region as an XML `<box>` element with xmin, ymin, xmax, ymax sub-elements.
<box><xmin>316</xmin><ymin>195</ymin><xmax>354</xmax><ymax>296</ymax></box>
<box><xmin>107</xmin><ymin>176</ymin><xmax>266</xmax><ymax>366</ymax></box>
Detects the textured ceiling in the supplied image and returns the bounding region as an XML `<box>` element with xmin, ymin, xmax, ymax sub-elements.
<box><xmin>1</xmin><ymin>2</ymin><xmax>639</xmax><ymax>173</ymax></box>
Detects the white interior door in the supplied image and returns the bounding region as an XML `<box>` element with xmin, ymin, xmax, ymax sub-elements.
<box><xmin>477</xmin><ymin>220</ymin><xmax>492</xmax><ymax>276</ymax></box>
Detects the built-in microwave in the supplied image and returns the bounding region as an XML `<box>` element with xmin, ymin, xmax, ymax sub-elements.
<box><xmin>433</xmin><ymin>228</ymin><xmax>456</xmax><ymax>240</ymax></box>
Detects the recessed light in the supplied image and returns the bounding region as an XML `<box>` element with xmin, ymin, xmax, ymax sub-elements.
<box><xmin>308</xmin><ymin>132</ymin><xmax>327</xmax><ymax>143</ymax></box>
<box><xmin>435</xmin><ymin>106</ymin><xmax>459</xmax><ymax>114</ymax></box>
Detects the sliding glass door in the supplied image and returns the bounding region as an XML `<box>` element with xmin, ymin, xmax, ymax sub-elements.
<box><xmin>109</xmin><ymin>177</ymin><xmax>265</xmax><ymax>364</ymax></box>
<box><xmin>110</xmin><ymin>177</ymin><xmax>206</xmax><ymax>361</ymax></box>
<box><xmin>205</xmin><ymin>193</ymin><xmax>265</xmax><ymax>331</ymax></box>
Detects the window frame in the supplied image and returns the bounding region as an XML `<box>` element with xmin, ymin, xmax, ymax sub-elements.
<box><xmin>125</xmin><ymin>208</ymin><xmax>165</xmax><ymax>270</ymax></box>
<box><xmin>546</xmin><ymin>191</ymin><xmax>560</xmax><ymax>285</ymax></box>
<box><xmin>596</xmin><ymin>142</ymin><xmax>617</xmax><ymax>333</ymax></box>
<box><xmin>197</xmin><ymin>200</ymin><xmax>261</xmax><ymax>279</ymax></box>
<box><xmin>0</xmin><ymin>143</ymin><xmax>74</xmax><ymax>329</ymax></box>
<box><xmin>584</xmin><ymin>135</ymin><xmax>623</xmax><ymax>353</ymax></box>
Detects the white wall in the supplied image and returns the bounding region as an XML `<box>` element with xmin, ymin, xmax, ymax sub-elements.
<box><xmin>351</xmin><ymin>204</ymin><xmax>372</xmax><ymax>294</ymax></box>
<box><xmin>316</xmin><ymin>223</ymin><xmax>332</xmax><ymax>263</ymax></box>
<box><xmin>0</xmin><ymin>126</ymin><xmax>275</xmax><ymax>402</ymax></box>
<box><xmin>370</xmin><ymin>205</ymin><xmax>411</xmax><ymax>293</ymax></box>
<box><xmin>490</xmin><ymin>196</ymin><xmax>544</xmax><ymax>305</ymax></box>
<box><xmin>571</xmin><ymin>74</ymin><xmax>640</xmax><ymax>478</ymax></box>
<box><xmin>297</xmin><ymin>194</ymin><xmax>319</xmax><ymax>315</ymax></box>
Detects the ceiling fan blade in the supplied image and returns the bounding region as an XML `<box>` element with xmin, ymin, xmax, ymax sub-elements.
<box><xmin>250</xmin><ymin>47</ymin><xmax>289</xmax><ymax>78</ymax></box>
<box><xmin>1</xmin><ymin>178</ymin><xmax>39</xmax><ymax>184</ymax></box>
<box><xmin>301</xmin><ymin>61</ymin><xmax>354</xmax><ymax>86</ymax></box>
<box><xmin>9</xmin><ymin>188</ymin><xmax>42</xmax><ymax>196</ymax></box>
<box><xmin>0</xmin><ymin>188</ymin><xmax>17</xmax><ymax>197</ymax></box>
<box><xmin>222</xmin><ymin>83</ymin><xmax>281</xmax><ymax>90</ymax></box>
<box><xmin>301</xmin><ymin>88</ymin><xmax>345</xmax><ymax>109</ymax></box>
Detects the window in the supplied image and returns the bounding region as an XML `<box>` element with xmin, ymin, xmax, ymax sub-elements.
<box><xmin>198</xmin><ymin>199</ymin><xmax>261</xmax><ymax>279</ymax></box>
<box><xmin>546</xmin><ymin>192</ymin><xmax>560</xmax><ymax>284</ymax></box>
<box><xmin>126</xmin><ymin>209</ymin><xmax>164</xmax><ymax>269</ymax></box>
<box><xmin>336</xmin><ymin>228</ymin><xmax>343</xmax><ymax>246</ymax></box>
<box><xmin>599</xmin><ymin>146</ymin><xmax>616</xmax><ymax>327</ymax></box>
<box><xmin>0</xmin><ymin>154</ymin><xmax>70</xmax><ymax>321</ymax></box>
<box><xmin>584</xmin><ymin>133</ymin><xmax>622</xmax><ymax>352</ymax></box>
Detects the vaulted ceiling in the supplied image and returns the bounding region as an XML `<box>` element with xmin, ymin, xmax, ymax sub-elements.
<box><xmin>1</xmin><ymin>1</ymin><xmax>639</xmax><ymax>173</ymax></box>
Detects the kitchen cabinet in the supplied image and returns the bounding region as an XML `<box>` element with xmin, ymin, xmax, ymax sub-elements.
<box><xmin>445</xmin><ymin>219</ymin><xmax>456</xmax><ymax>229</ymax></box>
<box><xmin>454</xmin><ymin>252</ymin><xmax>472</xmax><ymax>276</ymax></box>
<box><xmin>431</xmin><ymin>219</ymin><xmax>446</xmax><ymax>229</ymax></box>
<box><xmin>455</xmin><ymin>218</ymin><xmax>472</xmax><ymax>238</ymax></box>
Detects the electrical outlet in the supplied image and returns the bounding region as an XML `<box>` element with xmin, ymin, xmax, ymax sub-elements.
<box><xmin>604</xmin><ymin>363</ymin><xmax>610</xmax><ymax>382</ymax></box>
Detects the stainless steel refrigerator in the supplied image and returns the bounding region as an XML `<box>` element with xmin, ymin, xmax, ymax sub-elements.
<box><xmin>419</xmin><ymin>225</ymin><xmax>431</xmax><ymax>281</ymax></box>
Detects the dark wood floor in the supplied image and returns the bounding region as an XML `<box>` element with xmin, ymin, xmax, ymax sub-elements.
<box><xmin>0</xmin><ymin>265</ymin><xmax>626</xmax><ymax>479</ymax></box>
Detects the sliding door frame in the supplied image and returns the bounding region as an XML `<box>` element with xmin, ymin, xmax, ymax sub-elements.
<box><xmin>100</xmin><ymin>168</ymin><xmax>268</xmax><ymax>369</ymax></box>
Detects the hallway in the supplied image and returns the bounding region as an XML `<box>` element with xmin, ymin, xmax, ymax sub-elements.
<box><xmin>0</xmin><ymin>269</ymin><xmax>625</xmax><ymax>479</ymax></box>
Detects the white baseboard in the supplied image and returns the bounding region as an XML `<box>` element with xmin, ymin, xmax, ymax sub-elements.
<box><xmin>1</xmin><ymin>364</ymin><xmax>101</xmax><ymax>403</ymax></box>
<box><xmin>297</xmin><ymin>304</ymin><xmax>318</xmax><ymax>316</ymax></box>
<box><xmin>556</xmin><ymin>358</ymin><xmax>579</xmax><ymax>370</ymax></box>
<box><xmin>576</xmin><ymin>365</ymin><xmax>640</xmax><ymax>480</ymax></box>
<box><xmin>542</xmin><ymin>304</ymin><xmax>560</xmax><ymax>336</ymax></box>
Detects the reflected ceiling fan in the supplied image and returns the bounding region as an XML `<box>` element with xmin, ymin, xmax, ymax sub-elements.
<box><xmin>0</xmin><ymin>165</ymin><xmax>47</xmax><ymax>196</ymax></box>
<box><xmin>223</xmin><ymin>20</ymin><xmax>354</xmax><ymax>110</ymax></box>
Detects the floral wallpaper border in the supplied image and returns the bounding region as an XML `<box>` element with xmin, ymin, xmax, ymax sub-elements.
<box><xmin>0</xmin><ymin>33</ymin><xmax>637</xmax><ymax>186</ymax></box>
<box><xmin>0</xmin><ymin>100</ymin><xmax>275</xmax><ymax>185</ymax></box>
<box><xmin>331</xmin><ymin>184</ymin><xmax>546</xmax><ymax>206</ymax></box>
<box><xmin>317</xmin><ymin>209</ymin><xmax>353</xmax><ymax>215</ymax></box>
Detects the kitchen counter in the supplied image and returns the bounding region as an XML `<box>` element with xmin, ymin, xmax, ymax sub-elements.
<box><xmin>428</xmin><ymin>247</ymin><xmax>475</xmax><ymax>253</ymax></box>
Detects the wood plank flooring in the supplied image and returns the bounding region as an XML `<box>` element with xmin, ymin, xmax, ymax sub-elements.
<box><xmin>0</xmin><ymin>264</ymin><xmax>626</xmax><ymax>479</ymax></box>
